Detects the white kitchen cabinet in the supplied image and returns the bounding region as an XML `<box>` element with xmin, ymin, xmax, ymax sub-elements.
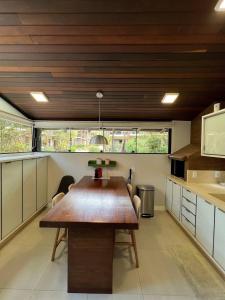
<box><xmin>214</xmin><ymin>207</ymin><xmax>225</xmax><ymax>271</ymax></box>
<box><xmin>37</xmin><ymin>157</ymin><xmax>48</xmax><ymax>209</ymax></box>
<box><xmin>23</xmin><ymin>159</ymin><xmax>37</xmax><ymax>221</ymax></box>
<box><xmin>171</xmin><ymin>182</ymin><xmax>181</xmax><ymax>220</ymax></box>
<box><xmin>196</xmin><ymin>196</ymin><xmax>215</xmax><ymax>255</ymax></box>
<box><xmin>201</xmin><ymin>108</ymin><xmax>225</xmax><ymax>158</ymax></box>
<box><xmin>2</xmin><ymin>161</ymin><xmax>22</xmax><ymax>238</ymax></box>
<box><xmin>166</xmin><ymin>179</ymin><xmax>173</xmax><ymax>211</ymax></box>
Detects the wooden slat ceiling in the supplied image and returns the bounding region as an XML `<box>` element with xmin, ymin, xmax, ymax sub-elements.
<box><xmin>0</xmin><ymin>0</ymin><xmax>225</xmax><ymax>121</ymax></box>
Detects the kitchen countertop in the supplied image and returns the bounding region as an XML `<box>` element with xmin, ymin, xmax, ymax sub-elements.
<box><xmin>0</xmin><ymin>152</ymin><xmax>49</xmax><ymax>163</ymax></box>
<box><xmin>168</xmin><ymin>175</ymin><xmax>225</xmax><ymax>211</ymax></box>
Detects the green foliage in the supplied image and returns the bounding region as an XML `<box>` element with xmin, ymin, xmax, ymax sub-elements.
<box><xmin>0</xmin><ymin>120</ymin><xmax>32</xmax><ymax>153</ymax></box>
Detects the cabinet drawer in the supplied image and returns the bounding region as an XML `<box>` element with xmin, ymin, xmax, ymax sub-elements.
<box><xmin>182</xmin><ymin>187</ymin><xmax>197</xmax><ymax>204</ymax></box>
<box><xmin>181</xmin><ymin>215</ymin><xmax>195</xmax><ymax>235</ymax></box>
<box><xmin>182</xmin><ymin>197</ymin><xmax>196</xmax><ymax>215</ymax></box>
<box><xmin>182</xmin><ymin>206</ymin><xmax>195</xmax><ymax>225</ymax></box>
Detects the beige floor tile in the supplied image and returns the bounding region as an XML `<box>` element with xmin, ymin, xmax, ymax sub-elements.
<box><xmin>0</xmin><ymin>288</ymin><xmax>32</xmax><ymax>300</ymax></box>
<box><xmin>143</xmin><ymin>296</ymin><xmax>197</xmax><ymax>300</ymax></box>
<box><xmin>138</xmin><ymin>248</ymin><xmax>195</xmax><ymax>297</ymax></box>
<box><xmin>34</xmin><ymin>251</ymin><xmax>67</xmax><ymax>291</ymax></box>
<box><xmin>0</xmin><ymin>246</ymin><xmax>49</xmax><ymax>289</ymax></box>
<box><xmin>113</xmin><ymin>249</ymin><xmax>142</xmax><ymax>295</ymax></box>
<box><xmin>30</xmin><ymin>290</ymin><xmax>87</xmax><ymax>300</ymax></box>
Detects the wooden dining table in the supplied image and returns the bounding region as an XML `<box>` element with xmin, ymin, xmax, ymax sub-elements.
<box><xmin>39</xmin><ymin>176</ymin><xmax>138</xmax><ymax>294</ymax></box>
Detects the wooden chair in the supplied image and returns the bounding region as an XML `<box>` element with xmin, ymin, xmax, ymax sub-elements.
<box><xmin>115</xmin><ymin>195</ymin><xmax>141</xmax><ymax>268</ymax></box>
<box><xmin>127</xmin><ymin>183</ymin><xmax>133</xmax><ymax>198</ymax></box>
<box><xmin>51</xmin><ymin>192</ymin><xmax>67</xmax><ymax>261</ymax></box>
<box><xmin>68</xmin><ymin>183</ymin><xmax>76</xmax><ymax>191</ymax></box>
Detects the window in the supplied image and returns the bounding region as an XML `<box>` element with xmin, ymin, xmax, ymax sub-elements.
<box><xmin>38</xmin><ymin>128</ymin><xmax>170</xmax><ymax>154</ymax></box>
<box><xmin>40</xmin><ymin>129</ymin><xmax>70</xmax><ymax>152</ymax></box>
<box><xmin>71</xmin><ymin>129</ymin><xmax>103</xmax><ymax>153</ymax></box>
<box><xmin>103</xmin><ymin>129</ymin><xmax>137</xmax><ymax>153</ymax></box>
<box><xmin>137</xmin><ymin>129</ymin><xmax>169</xmax><ymax>153</ymax></box>
<box><xmin>0</xmin><ymin>119</ymin><xmax>33</xmax><ymax>153</ymax></box>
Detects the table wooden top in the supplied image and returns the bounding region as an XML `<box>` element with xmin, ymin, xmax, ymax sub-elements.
<box><xmin>40</xmin><ymin>176</ymin><xmax>138</xmax><ymax>229</ymax></box>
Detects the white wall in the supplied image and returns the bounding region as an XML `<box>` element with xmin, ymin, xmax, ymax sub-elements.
<box><xmin>47</xmin><ymin>121</ymin><xmax>191</xmax><ymax>209</ymax></box>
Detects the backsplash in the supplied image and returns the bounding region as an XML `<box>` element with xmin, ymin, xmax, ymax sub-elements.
<box><xmin>186</xmin><ymin>170</ymin><xmax>225</xmax><ymax>184</ymax></box>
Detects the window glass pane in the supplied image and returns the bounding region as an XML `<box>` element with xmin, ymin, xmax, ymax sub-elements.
<box><xmin>103</xmin><ymin>129</ymin><xmax>113</xmax><ymax>152</ymax></box>
<box><xmin>0</xmin><ymin>119</ymin><xmax>32</xmax><ymax>153</ymax></box>
<box><xmin>70</xmin><ymin>129</ymin><xmax>103</xmax><ymax>152</ymax></box>
<box><xmin>111</xmin><ymin>129</ymin><xmax>137</xmax><ymax>153</ymax></box>
<box><xmin>40</xmin><ymin>129</ymin><xmax>70</xmax><ymax>152</ymax></box>
<box><xmin>137</xmin><ymin>129</ymin><xmax>169</xmax><ymax>153</ymax></box>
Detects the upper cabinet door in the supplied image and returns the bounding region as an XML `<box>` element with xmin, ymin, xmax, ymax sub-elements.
<box><xmin>166</xmin><ymin>179</ymin><xmax>173</xmax><ymax>212</ymax></box>
<box><xmin>2</xmin><ymin>161</ymin><xmax>22</xmax><ymax>238</ymax></box>
<box><xmin>196</xmin><ymin>196</ymin><xmax>215</xmax><ymax>255</ymax></box>
<box><xmin>37</xmin><ymin>157</ymin><xmax>48</xmax><ymax>209</ymax></box>
<box><xmin>23</xmin><ymin>159</ymin><xmax>37</xmax><ymax>221</ymax></box>
<box><xmin>201</xmin><ymin>108</ymin><xmax>225</xmax><ymax>158</ymax></box>
<box><xmin>171</xmin><ymin>182</ymin><xmax>181</xmax><ymax>220</ymax></box>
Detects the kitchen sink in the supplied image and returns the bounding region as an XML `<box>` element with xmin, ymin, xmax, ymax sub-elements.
<box><xmin>209</xmin><ymin>193</ymin><xmax>225</xmax><ymax>201</ymax></box>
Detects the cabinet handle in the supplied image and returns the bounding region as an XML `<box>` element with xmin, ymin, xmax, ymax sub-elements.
<box><xmin>217</xmin><ymin>208</ymin><xmax>225</xmax><ymax>214</ymax></box>
<box><xmin>184</xmin><ymin>216</ymin><xmax>191</xmax><ymax>223</ymax></box>
<box><xmin>185</xmin><ymin>189</ymin><xmax>191</xmax><ymax>193</ymax></box>
<box><xmin>184</xmin><ymin>207</ymin><xmax>191</xmax><ymax>214</ymax></box>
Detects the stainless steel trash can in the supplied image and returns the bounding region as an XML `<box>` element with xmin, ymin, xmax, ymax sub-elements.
<box><xmin>136</xmin><ymin>185</ymin><xmax>155</xmax><ymax>217</ymax></box>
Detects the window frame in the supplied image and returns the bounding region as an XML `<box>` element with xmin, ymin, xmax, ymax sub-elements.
<box><xmin>36</xmin><ymin>128</ymin><xmax>171</xmax><ymax>154</ymax></box>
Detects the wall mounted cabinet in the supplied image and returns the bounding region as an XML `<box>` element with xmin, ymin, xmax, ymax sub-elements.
<box><xmin>37</xmin><ymin>157</ymin><xmax>48</xmax><ymax>209</ymax></box>
<box><xmin>0</xmin><ymin>154</ymin><xmax>48</xmax><ymax>243</ymax></box>
<box><xmin>201</xmin><ymin>108</ymin><xmax>225</xmax><ymax>158</ymax></box>
<box><xmin>2</xmin><ymin>161</ymin><xmax>23</xmax><ymax>238</ymax></box>
<box><xmin>23</xmin><ymin>159</ymin><xmax>37</xmax><ymax>221</ymax></box>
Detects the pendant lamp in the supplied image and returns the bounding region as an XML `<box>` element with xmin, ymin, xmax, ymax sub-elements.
<box><xmin>90</xmin><ymin>91</ymin><xmax>108</xmax><ymax>145</ymax></box>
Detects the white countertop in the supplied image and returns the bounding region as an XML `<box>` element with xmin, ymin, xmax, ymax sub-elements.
<box><xmin>0</xmin><ymin>152</ymin><xmax>49</xmax><ymax>163</ymax></box>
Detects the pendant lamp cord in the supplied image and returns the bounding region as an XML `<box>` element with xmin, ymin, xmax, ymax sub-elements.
<box><xmin>98</xmin><ymin>98</ymin><xmax>101</xmax><ymax>130</ymax></box>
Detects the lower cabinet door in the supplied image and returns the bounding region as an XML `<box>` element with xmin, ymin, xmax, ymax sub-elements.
<box><xmin>166</xmin><ymin>179</ymin><xmax>173</xmax><ymax>211</ymax></box>
<box><xmin>23</xmin><ymin>159</ymin><xmax>37</xmax><ymax>221</ymax></box>
<box><xmin>171</xmin><ymin>182</ymin><xmax>181</xmax><ymax>220</ymax></box>
<box><xmin>2</xmin><ymin>161</ymin><xmax>22</xmax><ymax>238</ymax></box>
<box><xmin>37</xmin><ymin>157</ymin><xmax>48</xmax><ymax>209</ymax></box>
<box><xmin>214</xmin><ymin>207</ymin><xmax>225</xmax><ymax>271</ymax></box>
<box><xmin>196</xmin><ymin>196</ymin><xmax>215</xmax><ymax>255</ymax></box>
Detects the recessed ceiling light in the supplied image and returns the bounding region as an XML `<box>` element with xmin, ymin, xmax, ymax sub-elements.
<box><xmin>161</xmin><ymin>93</ymin><xmax>179</xmax><ymax>104</ymax></box>
<box><xmin>30</xmin><ymin>92</ymin><xmax>48</xmax><ymax>102</ymax></box>
<box><xmin>215</xmin><ymin>0</ymin><xmax>225</xmax><ymax>11</ymax></box>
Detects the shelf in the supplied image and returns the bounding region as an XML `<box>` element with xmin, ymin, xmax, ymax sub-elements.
<box><xmin>88</xmin><ymin>160</ymin><xmax>117</xmax><ymax>168</ymax></box>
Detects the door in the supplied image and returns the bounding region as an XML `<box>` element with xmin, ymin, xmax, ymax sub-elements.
<box><xmin>196</xmin><ymin>196</ymin><xmax>215</xmax><ymax>255</ymax></box>
<box><xmin>37</xmin><ymin>157</ymin><xmax>48</xmax><ymax>209</ymax></box>
<box><xmin>23</xmin><ymin>159</ymin><xmax>37</xmax><ymax>220</ymax></box>
<box><xmin>166</xmin><ymin>179</ymin><xmax>173</xmax><ymax>211</ymax></box>
<box><xmin>214</xmin><ymin>207</ymin><xmax>225</xmax><ymax>271</ymax></box>
<box><xmin>171</xmin><ymin>182</ymin><xmax>181</xmax><ymax>220</ymax></box>
<box><xmin>2</xmin><ymin>161</ymin><xmax>22</xmax><ymax>238</ymax></box>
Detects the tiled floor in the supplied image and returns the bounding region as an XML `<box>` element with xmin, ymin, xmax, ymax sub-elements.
<box><xmin>0</xmin><ymin>211</ymin><xmax>225</xmax><ymax>300</ymax></box>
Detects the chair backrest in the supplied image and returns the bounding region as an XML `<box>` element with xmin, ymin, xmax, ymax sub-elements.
<box><xmin>127</xmin><ymin>183</ymin><xmax>133</xmax><ymax>198</ymax></box>
<box><xmin>68</xmin><ymin>183</ymin><xmax>76</xmax><ymax>191</ymax></box>
<box><xmin>52</xmin><ymin>192</ymin><xmax>65</xmax><ymax>207</ymax></box>
<box><xmin>53</xmin><ymin>175</ymin><xmax>75</xmax><ymax>197</ymax></box>
<box><xmin>133</xmin><ymin>195</ymin><xmax>141</xmax><ymax>219</ymax></box>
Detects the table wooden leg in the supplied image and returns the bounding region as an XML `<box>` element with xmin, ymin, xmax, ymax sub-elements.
<box><xmin>68</xmin><ymin>226</ymin><xmax>114</xmax><ymax>293</ymax></box>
